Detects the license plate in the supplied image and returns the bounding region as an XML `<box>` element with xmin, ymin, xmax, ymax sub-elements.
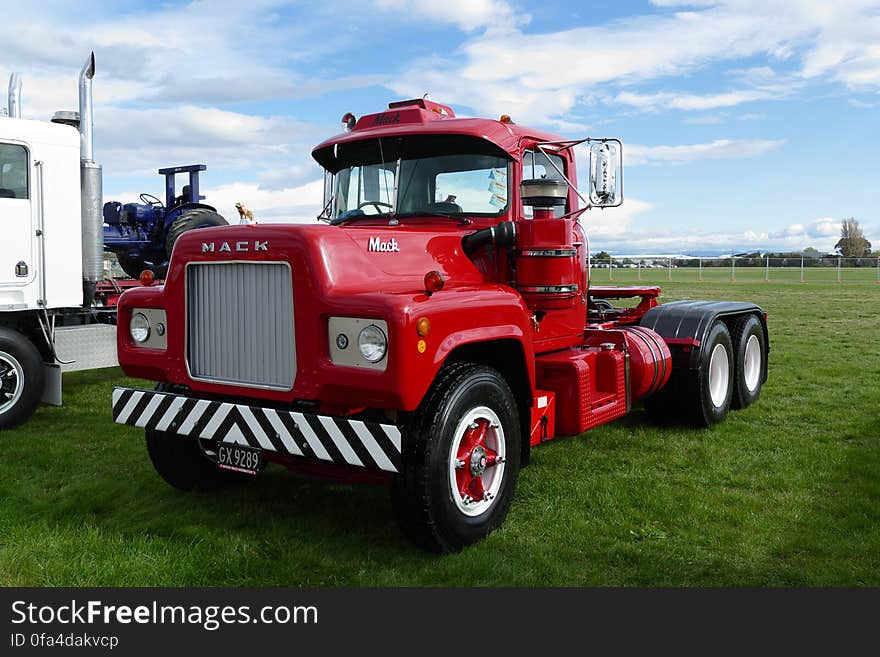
<box><xmin>216</xmin><ymin>443</ymin><xmax>263</xmax><ymax>475</ymax></box>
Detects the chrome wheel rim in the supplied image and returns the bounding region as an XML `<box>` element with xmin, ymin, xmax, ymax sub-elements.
<box><xmin>0</xmin><ymin>350</ymin><xmax>25</xmax><ymax>415</ymax></box>
<box><xmin>448</xmin><ymin>406</ymin><xmax>506</xmax><ymax>517</ymax></box>
<box><xmin>708</xmin><ymin>343</ymin><xmax>730</xmax><ymax>408</ymax></box>
<box><xmin>743</xmin><ymin>334</ymin><xmax>761</xmax><ymax>393</ymax></box>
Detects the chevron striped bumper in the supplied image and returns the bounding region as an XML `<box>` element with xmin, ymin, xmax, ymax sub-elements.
<box><xmin>112</xmin><ymin>387</ymin><xmax>403</xmax><ymax>473</ymax></box>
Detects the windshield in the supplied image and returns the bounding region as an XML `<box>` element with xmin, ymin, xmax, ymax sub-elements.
<box><xmin>321</xmin><ymin>135</ymin><xmax>510</xmax><ymax>221</ymax></box>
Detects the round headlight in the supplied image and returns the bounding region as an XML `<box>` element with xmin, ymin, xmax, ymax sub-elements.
<box><xmin>130</xmin><ymin>312</ymin><xmax>151</xmax><ymax>343</ymax></box>
<box><xmin>358</xmin><ymin>324</ymin><xmax>387</xmax><ymax>363</ymax></box>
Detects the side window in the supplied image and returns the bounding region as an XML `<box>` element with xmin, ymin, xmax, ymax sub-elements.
<box><xmin>434</xmin><ymin>166</ymin><xmax>508</xmax><ymax>214</ymax></box>
<box><xmin>522</xmin><ymin>150</ymin><xmax>566</xmax><ymax>218</ymax></box>
<box><xmin>0</xmin><ymin>144</ymin><xmax>28</xmax><ymax>200</ymax></box>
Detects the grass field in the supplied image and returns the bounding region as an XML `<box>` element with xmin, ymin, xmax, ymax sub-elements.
<box><xmin>1</xmin><ymin>274</ymin><xmax>879</xmax><ymax>586</ymax></box>
<box><xmin>595</xmin><ymin>264</ymin><xmax>880</xmax><ymax>286</ymax></box>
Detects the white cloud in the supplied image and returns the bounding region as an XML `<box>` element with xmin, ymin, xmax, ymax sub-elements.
<box><xmin>114</xmin><ymin>179</ymin><xmax>325</xmax><ymax>226</ymax></box>
<box><xmin>625</xmin><ymin>139</ymin><xmax>784</xmax><ymax>166</ymax></box>
<box><xmin>615</xmin><ymin>89</ymin><xmax>781</xmax><ymax>112</ymax></box>
<box><xmin>94</xmin><ymin>106</ymin><xmax>321</xmax><ymax>175</ymax></box>
<box><xmin>0</xmin><ymin>1</ymin><xmax>389</xmax><ymax>117</ymax></box>
<box><xmin>595</xmin><ymin>217</ymin><xmax>846</xmax><ymax>254</ymax></box>
<box><xmin>848</xmin><ymin>98</ymin><xmax>880</xmax><ymax>109</ymax></box>
<box><xmin>580</xmin><ymin>199</ymin><xmax>654</xmax><ymax>238</ymax></box>
<box><xmin>390</xmin><ymin>0</ymin><xmax>880</xmax><ymax>126</ymax></box>
<box><xmin>206</xmin><ymin>179</ymin><xmax>326</xmax><ymax>224</ymax></box>
<box><xmin>374</xmin><ymin>0</ymin><xmax>527</xmax><ymax>32</ymax></box>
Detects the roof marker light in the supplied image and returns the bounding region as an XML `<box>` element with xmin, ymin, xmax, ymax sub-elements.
<box><xmin>341</xmin><ymin>112</ymin><xmax>356</xmax><ymax>132</ymax></box>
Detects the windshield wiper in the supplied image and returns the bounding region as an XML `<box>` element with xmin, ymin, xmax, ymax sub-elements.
<box><xmin>330</xmin><ymin>212</ymin><xmax>393</xmax><ymax>226</ymax></box>
<box><xmin>393</xmin><ymin>211</ymin><xmax>473</xmax><ymax>225</ymax></box>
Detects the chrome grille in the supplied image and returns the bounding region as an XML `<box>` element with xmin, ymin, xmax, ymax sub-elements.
<box><xmin>186</xmin><ymin>262</ymin><xmax>295</xmax><ymax>389</ymax></box>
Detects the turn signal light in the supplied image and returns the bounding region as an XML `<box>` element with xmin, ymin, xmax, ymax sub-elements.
<box><xmin>139</xmin><ymin>269</ymin><xmax>156</xmax><ymax>286</ymax></box>
<box><xmin>424</xmin><ymin>270</ymin><xmax>444</xmax><ymax>295</ymax></box>
<box><xmin>417</xmin><ymin>317</ymin><xmax>431</xmax><ymax>336</ymax></box>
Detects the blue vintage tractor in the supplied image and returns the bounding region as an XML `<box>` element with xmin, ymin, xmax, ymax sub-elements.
<box><xmin>102</xmin><ymin>164</ymin><xmax>228</xmax><ymax>279</ymax></box>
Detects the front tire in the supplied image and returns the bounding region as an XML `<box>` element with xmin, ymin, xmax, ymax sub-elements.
<box><xmin>145</xmin><ymin>428</ymin><xmax>229</xmax><ymax>491</ymax></box>
<box><xmin>0</xmin><ymin>328</ymin><xmax>45</xmax><ymax>430</ymax></box>
<box><xmin>391</xmin><ymin>363</ymin><xmax>521</xmax><ymax>553</ymax></box>
<box><xmin>145</xmin><ymin>385</ymin><xmax>244</xmax><ymax>491</ymax></box>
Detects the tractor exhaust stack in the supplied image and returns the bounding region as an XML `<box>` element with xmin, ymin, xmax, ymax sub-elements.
<box><xmin>78</xmin><ymin>52</ymin><xmax>103</xmax><ymax>305</ymax></box>
<box><xmin>7</xmin><ymin>73</ymin><xmax>21</xmax><ymax>118</ymax></box>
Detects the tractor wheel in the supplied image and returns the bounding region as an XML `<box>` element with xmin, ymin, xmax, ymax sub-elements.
<box><xmin>116</xmin><ymin>253</ymin><xmax>168</xmax><ymax>280</ymax></box>
<box><xmin>165</xmin><ymin>208</ymin><xmax>228</xmax><ymax>259</ymax></box>
<box><xmin>645</xmin><ymin>320</ymin><xmax>734</xmax><ymax>427</ymax></box>
<box><xmin>0</xmin><ymin>328</ymin><xmax>45</xmax><ymax>430</ymax></box>
<box><xmin>391</xmin><ymin>363</ymin><xmax>521</xmax><ymax>553</ymax></box>
<box><xmin>730</xmin><ymin>314</ymin><xmax>766</xmax><ymax>409</ymax></box>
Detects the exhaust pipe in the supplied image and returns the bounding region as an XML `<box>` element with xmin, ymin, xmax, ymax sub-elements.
<box><xmin>78</xmin><ymin>52</ymin><xmax>103</xmax><ymax>305</ymax></box>
<box><xmin>79</xmin><ymin>52</ymin><xmax>96</xmax><ymax>162</ymax></box>
<box><xmin>7</xmin><ymin>73</ymin><xmax>21</xmax><ymax>118</ymax></box>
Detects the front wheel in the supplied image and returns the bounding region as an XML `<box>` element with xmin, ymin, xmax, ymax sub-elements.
<box><xmin>391</xmin><ymin>363</ymin><xmax>521</xmax><ymax>552</ymax></box>
<box><xmin>0</xmin><ymin>329</ymin><xmax>45</xmax><ymax>430</ymax></box>
<box><xmin>146</xmin><ymin>428</ymin><xmax>228</xmax><ymax>491</ymax></box>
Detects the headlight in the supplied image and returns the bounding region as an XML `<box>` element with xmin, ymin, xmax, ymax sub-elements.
<box><xmin>358</xmin><ymin>324</ymin><xmax>387</xmax><ymax>363</ymax></box>
<box><xmin>130</xmin><ymin>312</ymin><xmax>151</xmax><ymax>343</ymax></box>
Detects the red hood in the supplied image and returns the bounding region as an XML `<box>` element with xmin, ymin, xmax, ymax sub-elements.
<box><xmin>169</xmin><ymin>222</ymin><xmax>488</xmax><ymax>293</ymax></box>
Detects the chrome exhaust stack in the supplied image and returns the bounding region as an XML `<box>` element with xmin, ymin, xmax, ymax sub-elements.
<box><xmin>78</xmin><ymin>52</ymin><xmax>103</xmax><ymax>305</ymax></box>
<box><xmin>79</xmin><ymin>53</ymin><xmax>96</xmax><ymax>163</ymax></box>
<box><xmin>7</xmin><ymin>73</ymin><xmax>21</xmax><ymax>118</ymax></box>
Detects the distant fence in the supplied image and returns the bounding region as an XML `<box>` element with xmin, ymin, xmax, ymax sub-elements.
<box><xmin>591</xmin><ymin>256</ymin><xmax>880</xmax><ymax>284</ymax></box>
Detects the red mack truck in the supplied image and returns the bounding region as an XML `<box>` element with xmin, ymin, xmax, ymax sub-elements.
<box><xmin>112</xmin><ymin>99</ymin><xmax>769</xmax><ymax>552</ymax></box>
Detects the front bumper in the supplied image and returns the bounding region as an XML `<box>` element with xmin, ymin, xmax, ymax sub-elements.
<box><xmin>112</xmin><ymin>387</ymin><xmax>402</xmax><ymax>473</ymax></box>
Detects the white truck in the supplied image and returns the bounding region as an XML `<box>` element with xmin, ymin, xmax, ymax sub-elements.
<box><xmin>0</xmin><ymin>55</ymin><xmax>133</xmax><ymax>429</ymax></box>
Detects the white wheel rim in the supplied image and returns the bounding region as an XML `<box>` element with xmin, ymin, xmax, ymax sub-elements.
<box><xmin>743</xmin><ymin>334</ymin><xmax>761</xmax><ymax>393</ymax></box>
<box><xmin>448</xmin><ymin>406</ymin><xmax>507</xmax><ymax>518</ymax></box>
<box><xmin>0</xmin><ymin>350</ymin><xmax>25</xmax><ymax>415</ymax></box>
<box><xmin>708</xmin><ymin>343</ymin><xmax>730</xmax><ymax>408</ymax></box>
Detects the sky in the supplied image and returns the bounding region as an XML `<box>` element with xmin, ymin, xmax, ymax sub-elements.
<box><xmin>2</xmin><ymin>0</ymin><xmax>879</xmax><ymax>255</ymax></box>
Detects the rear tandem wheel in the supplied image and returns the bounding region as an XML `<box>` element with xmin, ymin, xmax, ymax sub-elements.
<box><xmin>645</xmin><ymin>320</ymin><xmax>736</xmax><ymax>427</ymax></box>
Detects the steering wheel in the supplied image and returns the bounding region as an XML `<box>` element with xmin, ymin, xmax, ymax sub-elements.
<box><xmin>140</xmin><ymin>193</ymin><xmax>164</xmax><ymax>207</ymax></box>
<box><xmin>358</xmin><ymin>201</ymin><xmax>392</xmax><ymax>214</ymax></box>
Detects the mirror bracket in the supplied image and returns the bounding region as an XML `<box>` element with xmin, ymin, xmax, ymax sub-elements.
<box><xmin>534</xmin><ymin>138</ymin><xmax>624</xmax><ymax>209</ymax></box>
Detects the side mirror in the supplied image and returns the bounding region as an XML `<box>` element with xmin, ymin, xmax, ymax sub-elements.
<box><xmin>589</xmin><ymin>140</ymin><xmax>622</xmax><ymax>207</ymax></box>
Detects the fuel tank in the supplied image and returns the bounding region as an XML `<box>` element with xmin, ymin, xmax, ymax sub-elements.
<box><xmin>620</xmin><ymin>325</ymin><xmax>672</xmax><ymax>400</ymax></box>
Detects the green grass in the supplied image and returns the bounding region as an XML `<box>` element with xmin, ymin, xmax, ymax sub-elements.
<box><xmin>2</xmin><ymin>275</ymin><xmax>879</xmax><ymax>586</ymax></box>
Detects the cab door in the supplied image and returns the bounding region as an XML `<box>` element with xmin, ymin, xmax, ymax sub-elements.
<box><xmin>0</xmin><ymin>142</ymin><xmax>34</xmax><ymax>286</ymax></box>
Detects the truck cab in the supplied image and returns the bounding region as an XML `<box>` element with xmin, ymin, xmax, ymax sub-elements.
<box><xmin>0</xmin><ymin>118</ymin><xmax>83</xmax><ymax>311</ymax></box>
<box><xmin>112</xmin><ymin>98</ymin><xmax>769</xmax><ymax>552</ymax></box>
